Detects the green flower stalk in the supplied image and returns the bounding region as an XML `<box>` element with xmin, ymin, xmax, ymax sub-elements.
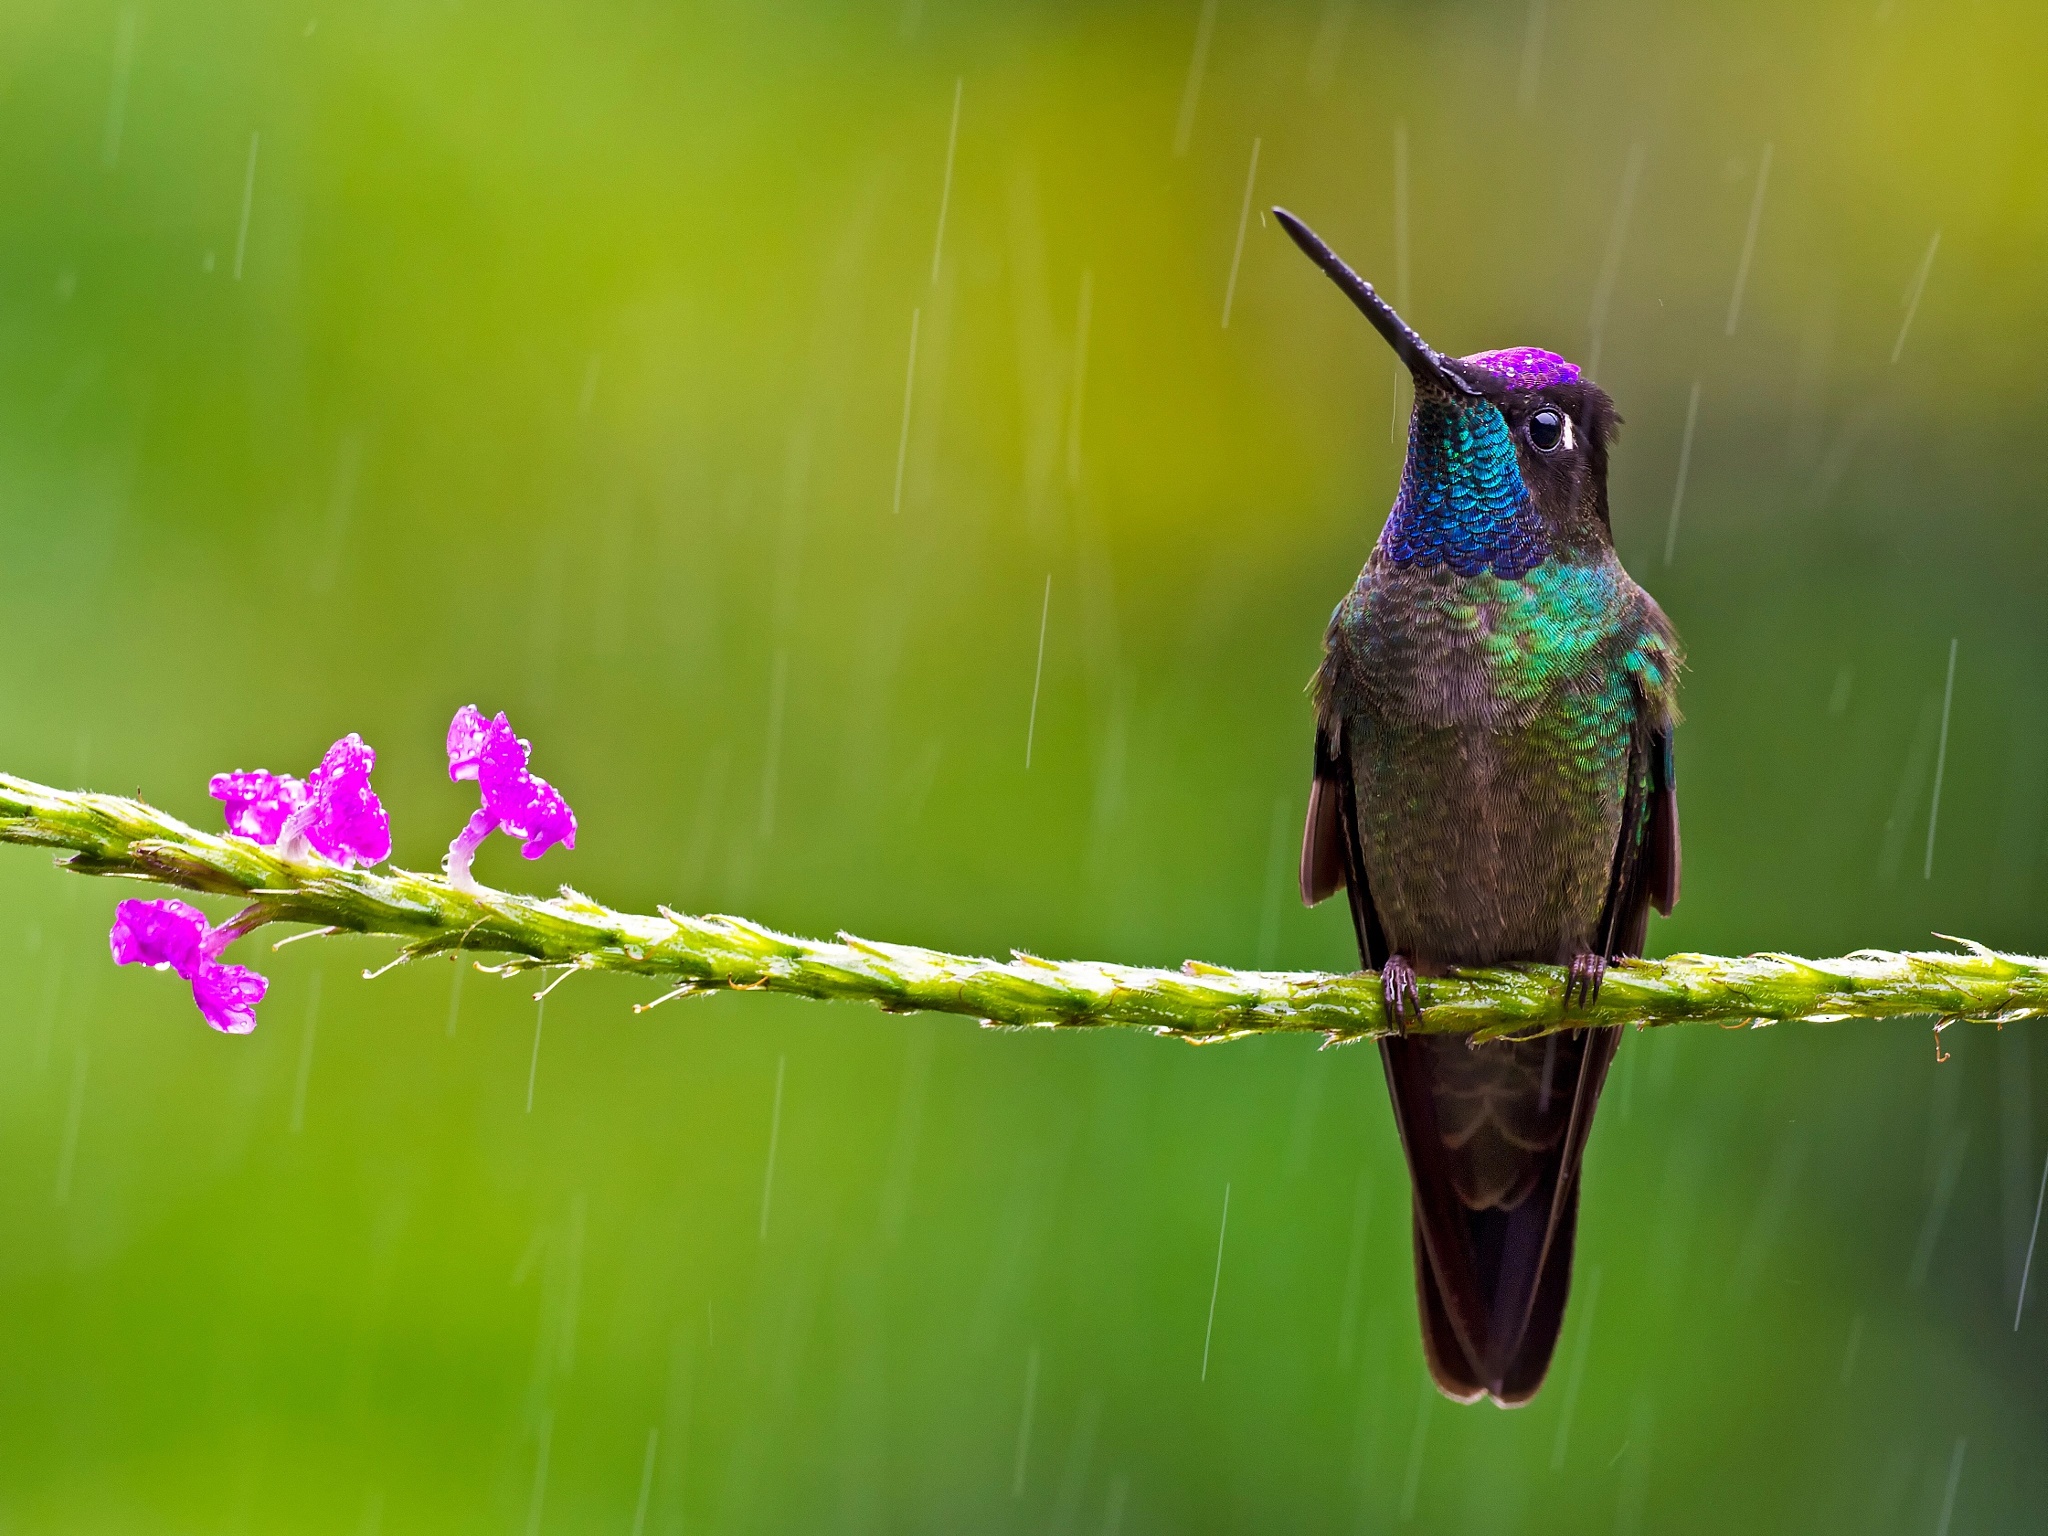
<box><xmin>2</xmin><ymin>770</ymin><xmax>2042</xmax><ymax>1044</ymax></box>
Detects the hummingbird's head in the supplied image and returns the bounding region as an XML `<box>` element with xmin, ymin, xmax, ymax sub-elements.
<box><xmin>1274</xmin><ymin>208</ymin><xmax>1621</xmax><ymax>579</ymax></box>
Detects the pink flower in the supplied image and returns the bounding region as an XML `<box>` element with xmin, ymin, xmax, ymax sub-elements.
<box><xmin>108</xmin><ymin>897</ymin><xmax>212</xmax><ymax>974</ymax></box>
<box><xmin>208</xmin><ymin>771</ymin><xmax>306</xmax><ymax>844</ymax></box>
<box><xmin>444</xmin><ymin>706</ymin><xmax>577</xmax><ymax>890</ymax></box>
<box><xmin>190</xmin><ymin>962</ymin><xmax>268</xmax><ymax>1036</ymax></box>
<box><xmin>279</xmin><ymin>734</ymin><xmax>391</xmax><ymax>867</ymax></box>
<box><xmin>108</xmin><ymin>898</ymin><xmax>269</xmax><ymax>1035</ymax></box>
<box><xmin>210</xmin><ymin>733</ymin><xmax>390</xmax><ymax>868</ymax></box>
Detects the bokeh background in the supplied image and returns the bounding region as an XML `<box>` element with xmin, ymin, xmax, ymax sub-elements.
<box><xmin>1</xmin><ymin>0</ymin><xmax>2044</xmax><ymax>1530</ymax></box>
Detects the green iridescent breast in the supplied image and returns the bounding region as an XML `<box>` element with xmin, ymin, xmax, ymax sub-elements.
<box><xmin>1326</xmin><ymin>553</ymin><xmax>1680</xmax><ymax>737</ymax></box>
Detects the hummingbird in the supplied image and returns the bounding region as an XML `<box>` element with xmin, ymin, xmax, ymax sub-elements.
<box><xmin>1275</xmin><ymin>208</ymin><xmax>1682</xmax><ymax>1406</ymax></box>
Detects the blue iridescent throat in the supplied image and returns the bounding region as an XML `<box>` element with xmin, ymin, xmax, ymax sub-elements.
<box><xmin>1379</xmin><ymin>399</ymin><xmax>1546</xmax><ymax>579</ymax></box>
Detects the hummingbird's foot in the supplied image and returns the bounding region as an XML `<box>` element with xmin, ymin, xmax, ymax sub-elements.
<box><xmin>1381</xmin><ymin>954</ymin><xmax>1423</xmax><ymax>1032</ymax></box>
<box><xmin>1563</xmin><ymin>951</ymin><xmax>1608</xmax><ymax>1012</ymax></box>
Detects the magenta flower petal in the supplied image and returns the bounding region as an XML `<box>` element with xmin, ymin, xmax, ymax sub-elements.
<box><xmin>447</xmin><ymin>705</ymin><xmax>494</xmax><ymax>784</ymax></box>
<box><xmin>443</xmin><ymin>706</ymin><xmax>576</xmax><ymax>881</ymax></box>
<box><xmin>508</xmin><ymin>778</ymin><xmax>576</xmax><ymax>859</ymax></box>
<box><xmin>474</xmin><ymin>722</ymin><xmax>575</xmax><ymax>853</ymax></box>
<box><xmin>212</xmin><ymin>734</ymin><xmax>388</xmax><ymax>869</ymax></box>
<box><xmin>467</xmin><ymin>712</ymin><xmax>532</xmax><ymax>791</ymax></box>
<box><xmin>209</xmin><ymin>770</ymin><xmax>307</xmax><ymax>844</ymax></box>
<box><xmin>109</xmin><ymin>898</ymin><xmax>212</xmax><ymax>977</ymax></box>
<box><xmin>191</xmin><ymin>962</ymin><xmax>267</xmax><ymax>1035</ymax></box>
<box><xmin>110</xmin><ymin>899</ymin><xmax>270</xmax><ymax>1033</ymax></box>
<box><xmin>280</xmin><ymin>733</ymin><xmax>391</xmax><ymax>868</ymax></box>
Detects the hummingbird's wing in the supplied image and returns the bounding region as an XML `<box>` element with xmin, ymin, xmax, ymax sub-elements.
<box><xmin>1597</xmin><ymin>715</ymin><xmax>1681</xmax><ymax>958</ymax></box>
<box><xmin>1299</xmin><ymin>718</ymin><xmax>1390</xmax><ymax>968</ymax></box>
<box><xmin>1364</xmin><ymin>693</ymin><xmax>1679</xmax><ymax>1405</ymax></box>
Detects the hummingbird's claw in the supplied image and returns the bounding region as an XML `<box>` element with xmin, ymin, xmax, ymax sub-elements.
<box><xmin>1564</xmin><ymin>952</ymin><xmax>1608</xmax><ymax>1012</ymax></box>
<box><xmin>1382</xmin><ymin>954</ymin><xmax>1423</xmax><ymax>1033</ymax></box>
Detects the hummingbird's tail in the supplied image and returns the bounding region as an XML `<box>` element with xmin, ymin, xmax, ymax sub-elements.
<box><xmin>1380</xmin><ymin>1027</ymin><xmax>1620</xmax><ymax>1406</ymax></box>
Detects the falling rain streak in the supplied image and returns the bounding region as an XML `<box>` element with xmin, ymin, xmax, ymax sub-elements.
<box><xmin>1549</xmin><ymin>1265</ymin><xmax>1600</xmax><ymax>1470</ymax></box>
<box><xmin>1892</xmin><ymin>230</ymin><xmax>1941</xmax><ymax>364</ymax></box>
<box><xmin>559</xmin><ymin>1195</ymin><xmax>586</xmax><ymax>1374</ymax></box>
<box><xmin>1880</xmin><ymin>694</ymin><xmax>1941</xmax><ymax>884</ymax></box>
<box><xmin>2016</xmin><ymin>1150</ymin><xmax>2048</xmax><ymax>1330</ymax></box>
<box><xmin>525</xmin><ymin>1411</ymin><xmax>553</xmax><ymax>1536</ymax></box>
<box><xmin>446</xmin><ymin>960</ymin><xmax>465</xmax><ymax>1037</ymax></box>
<box><xmin>760</xmin><ymin>650</ymin><xmax>789</xmax><ymax>838</ymax></box>
<box><xmin>1306</xmin><ymin>0</ymin><xmax>1353</xmax><ymax>92</ymax></box>
<box><xmin>234</xmin><ymin>130</ymin><xmax>260</xmax><ymax>281</ymax></box>
<box><xmin>1048</xmin><ymin>1391</ymin><xmax>1102</xmax><ymax>1534</ymax></box>
<box><xmin>1254</xmin><ymin>794</ymin><xmax>1292</xmax><ymax>968</ymax></box>
<box><xmin>1282</xmin><ymin>1052</ymin><xmax>1326</xmax><ymax>1180</ymax></box>
<box><xmin>290</xmin><ymin>971</ymin><xmax>322</xmax><ymax>1134</ymax></box>
<box><xmin>1222</xmin><ymin>137</ymin><xmax>1261</xmax><ymax>328</ymax></box>
<box><xmin>525</xmin><ymin>1001</ymin><xmax>545</xmax><ymax>1113</ymax></box>
<box><xmin>930</xmin><ymin>78</ymin><xmax>962</xmax><ymax>284</ymax></box>
<box><xmin>54</xmin><ymin>1045</ymin><xmax>89</xmax><ymax>1205</ymax></box>
<box><xmin>1585</xmin><ymin>144</ymin><xmax>1647</xmax><ymax>377</ymax></box>
<box><xmin>313</xmin><ymin>434</ymin><xmax>362</xmax><ymax>593</ymax></box>
<box><xmin>1515</xmin><ymin>0</ymin><xmax>1547</xmax><ymax>109</ymax></box>
<box><xmin>1723</xmin><ymin>142</ymin><xmax>1772</xmax><ymax>336</ymax></box>
<box><xmin>892</xmin><ymin>308</ymin><xmax>920</xmax><ymax>516</ymax></box>
<box><xmin>1935</xmin><ymin>1437</ymin><xmax>1967</xmax><ymax>1536</ymax></box>
<box><xmin>1998</xmin><ymin>999</ymin><xmax>2036</xmax><ymax>1304</ymax></box>
<box><xmin>1102</xmin><ymin>1477</ymin><xmax>1130</xmax><ymax>1535</ymax></box>
<box><xmin>512</xmin><ymin>1224</ymin><xmax>546</xmax><ymax>1288</ymax></box>
<box><xmin>1397</xmin><ymin>1372</ymin><xmax>1432</xmax><ymax>1519</ymax></box>
<box><xmin>1172</xmin><ymin>0</ymin><xmax>1220</xmax><ymax>156</ymax></box>
<box><xmin>34</xmin><ymin>957</ymin><xmax>63</xmax><ymax>1082</ymax></box>
<box><xmin>1334</xmin><ymin>1170</ymin><xmax>1372</xmax><ymax>1366</ymax></box>
<box><xmin>1615</xmin><ymin>1396</ymin><xmax>1656</xmax><ymax>1535</ymax></box>
<box><xmin>630</xmin><ymin>1426</ymin><xmax>659</xmax><ymax>1536</ymax></box>
<box><xmin>1664</xmin><ymin>381</ymin><xmax>1701</xmax><ymax>566</ymax></box>
<box><xmin>1066</xmin><ymin>271</ymin><xmax>1094</xmax><ymax>488</ymax></box>
<box><xmin>1732</xmin><ymin>1132</ymin><xmax>1804</xmax><ymax>1302</ymax></box>
<box><xmin>1389</xmin><ymin>122</ymin><xmax>1411</xmax><ymax>445</ymax></box>
<box><xmin>1925</xmin><ymin>637</ymin><xmax>1957</xmax><ymax>880</ymax></box>
<box><xmin>877</xmin><ymin>1030</ymin><xmax>933</xmax><ymax>1245</ymax></box>
<box><xmin>1828</xmin><ymin>666</ymin><xmax>1854</xmax><ymax>716</ymax></box>
<box><xmin>1910</xmin><ymin>1125</ymin><xmax>1970</xmax><ymax>1287</ymax></box>
<box><xmin>759</xmin><ymin>1054</ymin><xmax>786</xmax><ymax>1241</ymax></box>
<box><xmin>1200</xmin><ymin>1182</ymin><xmax>1230</xmax><ymax>1381</ymax></box>
<box><xmin>1013</xmin><ymin>1345</ymin><xmax>1041</xmax><ymax>1496</ymax></box>
<box><xmin>1026</xmin><ymin>574</ymin><xmax>1052</xmax><ymax>769</ymax></box>
<box><xmin>101</xmin><ymin>8</ymin><xmax>140</xmax><ymax>170</ymax></box>
<box><xmin>682</xmin><ymin>745</ymin><xmax>732</xmax><ymax>891</ymax></box>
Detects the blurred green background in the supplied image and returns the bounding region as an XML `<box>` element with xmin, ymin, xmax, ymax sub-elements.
<box><xmin>1</xmin><ymin>0</ymin><xmax>2044</xmax><ymax>1529</ymax></box>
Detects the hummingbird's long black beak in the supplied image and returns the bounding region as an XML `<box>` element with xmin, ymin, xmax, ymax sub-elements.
<box><xmin>1272</xmin><ymin>207</ymin><xmax>1481</xmax><ymax>398</ymax></box>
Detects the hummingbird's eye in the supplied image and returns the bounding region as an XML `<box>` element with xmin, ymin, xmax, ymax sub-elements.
<box><xmin>1527</xmin><ymin>408</ymin><xmax>1568</xmax><ymax>453</ymax></box>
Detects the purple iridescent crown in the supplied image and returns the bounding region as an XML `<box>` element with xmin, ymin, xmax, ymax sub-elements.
<box><xmin>1460</xmin><ymin>347</ymin><xmax>1581</xmax><ymax>389</ymax></box>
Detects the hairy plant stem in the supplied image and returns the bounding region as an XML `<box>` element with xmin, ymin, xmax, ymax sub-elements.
<box><xmin>2</xmin><ymin>772</ymin><xmax>2040</xmax><ymax>1044</ymax></box>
